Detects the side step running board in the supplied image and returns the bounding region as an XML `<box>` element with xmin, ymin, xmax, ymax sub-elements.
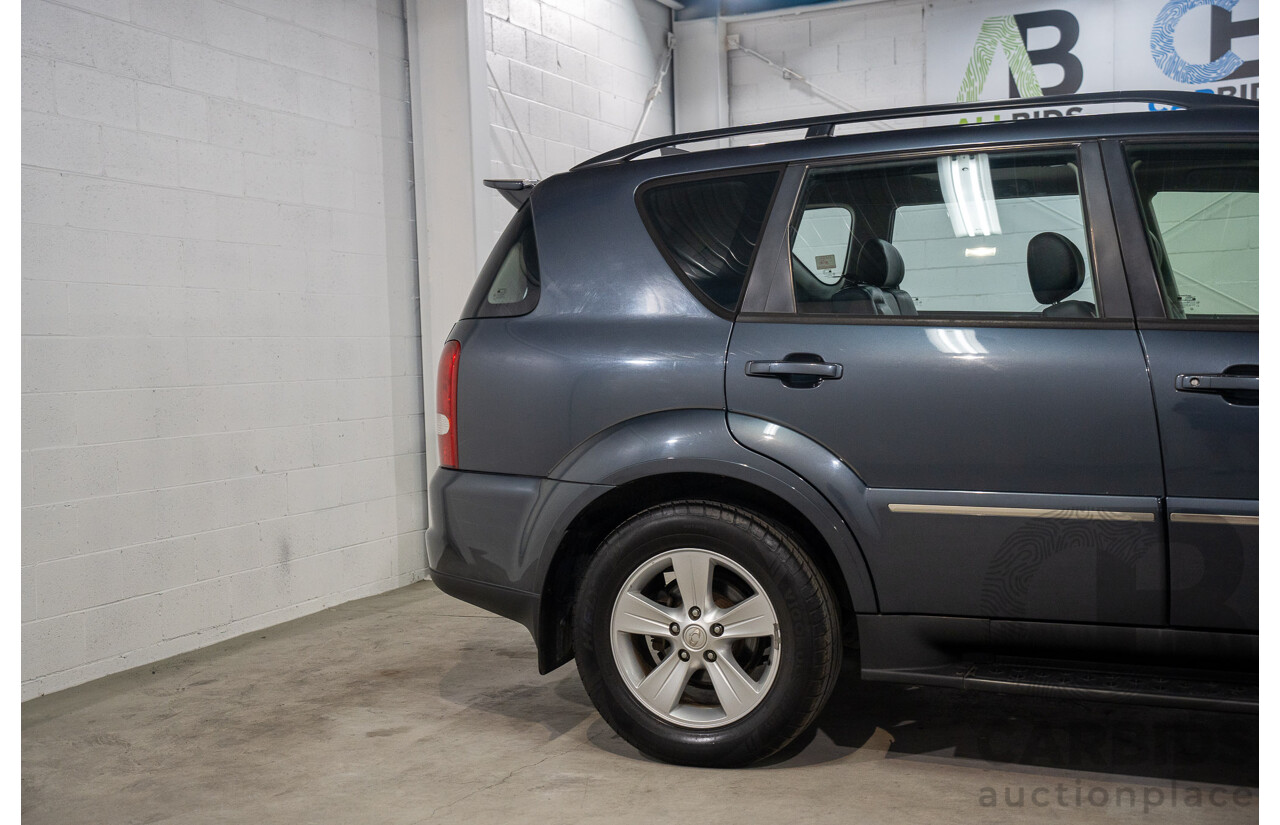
<box><xmin>863</xmin><ymin>663</ymin><xmax>1257</xmax><ymax>713</ymax></box>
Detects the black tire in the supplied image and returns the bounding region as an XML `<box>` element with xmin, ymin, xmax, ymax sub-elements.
<box><xmin>573</xmin><ymin>500</ymin><xmax>841</xmax><ymax>767</ymax></box>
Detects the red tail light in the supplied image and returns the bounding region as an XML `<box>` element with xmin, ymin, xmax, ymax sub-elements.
<box><xmin>436</xmin><ymin>340</ymin><xmax>460</xmax><ymax>468</ymax></box>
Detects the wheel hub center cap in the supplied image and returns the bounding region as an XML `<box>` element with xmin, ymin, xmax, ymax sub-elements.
<box><xmin>682</xmin><ymin>625</ymin><xmax>707</xmax><ymax>650</ymax></box>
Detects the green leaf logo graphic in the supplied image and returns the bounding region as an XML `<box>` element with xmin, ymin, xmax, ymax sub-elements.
<box><xmin>957</xmin><ymin>16</ymin><xmax>1044</xmax><ymax>102</ymax></box>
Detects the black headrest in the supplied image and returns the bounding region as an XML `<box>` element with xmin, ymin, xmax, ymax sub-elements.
<box><xmin>853</xmin><ymin>240</ymin><xmax>904</xmax><ymax>288</ymax></box>
<box><xmin>1027</xmin><ymin>232</ymin><xmax>1084</xmax><ymax>304</ymax></box>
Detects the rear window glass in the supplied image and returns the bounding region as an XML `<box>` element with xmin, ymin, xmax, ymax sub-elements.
<box><xmin>639</xmin><ymin>171</ymin><xmax>779</xmax><ymax>313</ymax></box>
<box><xmin>466</xmin><ymin>205</ymin><xmax>540</xmax><ymax>318</ymax></box>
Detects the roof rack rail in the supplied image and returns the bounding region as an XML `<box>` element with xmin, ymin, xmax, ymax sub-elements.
<box><xmin>575</xmin><ymin>91</ymin><xmax>1255</xmax><ymax>169</ymax></box>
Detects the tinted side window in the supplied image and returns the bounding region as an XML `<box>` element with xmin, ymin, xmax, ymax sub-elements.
<box><xmin>640</xmin><ymin>171</ymin><xmax>779</xmax><ymax>312</ymax></box>
<box><xmin>1125</xmin><ymin>143</ymin><xmax>1258</xmax><ymax>319</ymax></box>
<box><xmin>790</xmin><ymin>149</ymin><xmax>1096</xmax><ymax>318</ymax></box>
<box><xmin>465</xmin><ymin>205</ymin><xmax>540</xmax><ymax>319</ymax></box>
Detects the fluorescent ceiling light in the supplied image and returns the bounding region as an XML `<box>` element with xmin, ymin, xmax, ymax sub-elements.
<box><xmin>964</xmin><ymin>246</ymin><xmax>997</xmax><ymax>257</ymax></box>
<box><xmin>938</xmin><ymin>154</ymin><xmax>1002</xmax><ymax>238</ymax></box>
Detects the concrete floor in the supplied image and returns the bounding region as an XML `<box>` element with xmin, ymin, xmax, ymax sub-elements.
<box><xmin>23</xmin><ymin>581</ymin><xmax>1258</xmax><ymax>824</ymax></box>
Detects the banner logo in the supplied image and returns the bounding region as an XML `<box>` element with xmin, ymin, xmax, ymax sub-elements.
<box><xmin>1151</xmin><ymin>0</ymin><xmax>1258</xmax><ymax>83</ymax></box>
<box><xmin>958</xmin><ymin>12</ymin><xmax>1083</xmax><ymax>102</ymax></box>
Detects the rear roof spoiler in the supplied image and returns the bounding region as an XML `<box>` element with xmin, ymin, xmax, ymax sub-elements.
<box><xmin>483</xmin><ymin>179</ymin><xmax>538</xmax><ymax>208</ymax></box>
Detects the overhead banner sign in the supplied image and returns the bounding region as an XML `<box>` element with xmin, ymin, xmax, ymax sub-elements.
<box><xmin>926</xmin><ymin>0</ymin><xmax>1258</xmax><ymax>121</ymax></box>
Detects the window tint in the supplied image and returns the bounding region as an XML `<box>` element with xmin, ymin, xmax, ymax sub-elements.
<box><xmin>790</xmin><ymin>150</ymin><xmax>1096</xmax><ymax>318</ymax></box>
<box><xmin>640</xmin><ymin>171</ymin><xmax>779</xmax><ymax>312</ymax></box>
<box><xmin>1126</xmin><ymin>143</ymin><xmax>1258</xmax><ymax>319</ymax></box>
<box><xmin>467</xmin><ymin>205</ymin><xmax>540</xmax><ymax>318</ymax></box>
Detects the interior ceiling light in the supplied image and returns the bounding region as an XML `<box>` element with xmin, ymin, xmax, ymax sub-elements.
<box><xmin>964</xmin><ymin>246</ymin><xmax>998</xmax><ymax>257</ymax></box>
<box><xmin>938</xmin><ymin>153</ymin><xmax>1002</xmax><ymax>238</ymax></box>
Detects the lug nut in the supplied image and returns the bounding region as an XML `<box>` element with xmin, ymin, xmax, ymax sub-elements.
<box><xmin>669</xmin><ymin>622</ymin><xmax>680</xmax><ymax>636</ymax></box>
<box><xmin>704</xmin><ymin>650</ymin><xmax>717</xmax><ymax>662</ymax></box>
<box><xmin>711</xmin><ymin>624</ymin><xmax>723</xmax><ymax>637</ymax></box>
<box><xmin>678</xmin><ymin>650</ymin><xmax>690</xmax><ymax>661</ymax></box>
<box><xmin>689</xmin><ymin>606</ymin><xmax>701</xmax><ymax>620</ymax></box>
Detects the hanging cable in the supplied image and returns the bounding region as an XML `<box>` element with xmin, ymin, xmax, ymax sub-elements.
<box><xmin>730</xmin><ymin>42</ymin><xmax>892</xmax><ymax>131</ymax></box>
<box><xmin>486</xmin><ymin>60</ymin><xmax>542</xmax><ymax>178</ymax></box>
<box><xmin>630</xmin><ymin>31</ymin><xmax>677</xmax><ymax>143</ymax></box>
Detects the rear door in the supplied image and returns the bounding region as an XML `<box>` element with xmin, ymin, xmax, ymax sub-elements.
<box><xmin>725</xmin><ymin>142</ymin><xmax>1169</xmax><ymax>625</ymax></box>
<box><xmin>1103</xmin><ymin>139</ymin><xmax>1259</xmax><ymax>632</ymax></box>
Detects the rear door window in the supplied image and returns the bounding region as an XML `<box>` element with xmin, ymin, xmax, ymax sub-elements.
<box><xmin>789</xmin><ymin>149</ymin><xmax>1097</xmax><ymax>318</ymax></box>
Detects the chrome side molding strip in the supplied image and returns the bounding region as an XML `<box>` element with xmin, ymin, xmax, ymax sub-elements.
<box><xmin>1170</xmin><ymin>513</ymin><xmax>1258</xmax><ymax>526</ymax></box>
<box><xmin>886</xmin><ymin>503</ymin><xmax>1155</xmax><ymax>522</ymax></box>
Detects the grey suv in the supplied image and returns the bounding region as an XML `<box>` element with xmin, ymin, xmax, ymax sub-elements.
<box><xmin>427</xmin><ymin>92</ymin><xmax>1258</xmax><ymax>767</ymax></box>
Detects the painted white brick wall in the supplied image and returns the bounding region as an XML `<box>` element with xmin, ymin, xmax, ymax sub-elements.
<box><xmin>22</xmin><ymin>0</ymin><xmax>426</xmax><ymax>700</ymax></box>
<box><xmin>727</xmin><ymin>0</ymin><xmax>926</xmax><ymax>129</ymax></box>
<box><xmin>482</xmin><ymin>0</ymin><xmax>673</xmax><ymax>240</ymax></box>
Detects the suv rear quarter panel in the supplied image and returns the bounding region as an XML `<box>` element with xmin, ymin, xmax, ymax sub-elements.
<box><xmin>455</xmin><ymin>167</ymin><xmax>736</xmax><ymax>478</ymax></box>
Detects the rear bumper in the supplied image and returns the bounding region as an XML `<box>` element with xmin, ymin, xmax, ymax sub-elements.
<box><xmin>426</xmin><ymin>467</ymin><xmax>608</xmax><ymax>643</ymax></box>
<box><xmin>428</xmin><ymin>569</ymin><xmax>541</xmax><ymax>639</ymax></box>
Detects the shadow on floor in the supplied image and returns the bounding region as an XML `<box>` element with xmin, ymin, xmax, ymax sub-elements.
<box><xmin>440</xmin><ymin>645</ymin><xmax>1257</xmax><ymax>784</ymax></box>
<box><xmin>770</xmin><ymin>657</ymin><xmax>1258</xmax><ymax>785</ymax></box>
